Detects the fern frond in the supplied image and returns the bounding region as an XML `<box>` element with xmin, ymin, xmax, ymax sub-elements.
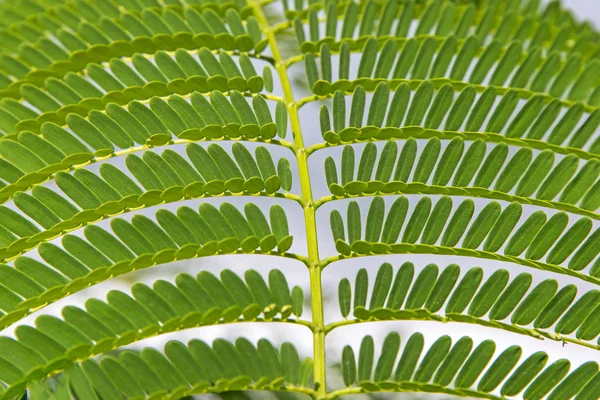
<box><xmin>0</xmin><ymin>143</ymin><xmax>295</xmax><ymax>248</ymax></box>
<box><xmin>1</xmin><ymin>51</ymin><xmax>273</xmax><ymax>134</ymax></box>
<box><xmin>303</xmin><ymin>38</ymin><xmax>600</xmax><ymax>107</ymax></box>
<box><xmin>0</xmin><ymin>336</ymin><xmax>313</xmax><ymax>399</ymax></box>
<box><xmin>294</xmin><ymin>0</ymin><xmax>599</xmax><ymax>57</ymax></box>
<box><xmin>0</xmin><ymin>135</ymin><xmax>293</xmax><ymax>199</ymax></box>
<box><xmin>0</xmin><ymin>268</ymin><xmax>308</xmax><ymax>396</ymax></box>
<box><xmin>311</xmin><ymin>82</ymin><xmax>600</xmax><ymax>154</ymax></box>
<box><xmin>0</xmin><ymin>201</ymin><xmax>299</xmax><ymax>328</ymax></box>
<box><xmin>328</xmin><ymin>196</ymin><xmax>600</xmax><ymax>282</ymax></box>
<box><xmin>333</xmin><ymin>262</ymin><xmax>600</xmax><ymax>349</ymax></box>
<box><xmin>321</xmin><ymin>139</ymin><xmax>600</xmax><ymax>217</ymax></box>
<box><xmin>0</xmin><ymin>6</ymin><xmax>267</xmax><ymax>95</ymax></box>
<box><xmin>336</xmin><ymin>331</ymin><xmax>599</xmax><ymax>400</ymax></box>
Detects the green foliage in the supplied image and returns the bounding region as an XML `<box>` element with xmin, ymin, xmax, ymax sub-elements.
<box><xmin>337</xmin><ymin>262</ymin><xmax>600</xmax><ymax>345</ymax></box>
<box><xmin>323</xmin><ymin>139</ymin><xmax>600</xmax><ymax>214</ymax></box>
<box><xmin>0</xmin><ymin>0</ymin><xmax>598</xmax><ymax>399</ymax></box>
<box><xmin>340</xmin><ymin>331</ymin><xmax>600</xmax><ymax>399</ymax></box>
<box><xmin>329</xmin><ymin>196</ymin><xmax>599</xmax><ymax>283</ymax></box>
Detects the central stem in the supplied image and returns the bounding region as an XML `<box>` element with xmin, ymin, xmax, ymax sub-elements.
<box><xmin>249</xmin><ymin>2</ymin><xmax>326</xmax><ymax>398</ymax></box>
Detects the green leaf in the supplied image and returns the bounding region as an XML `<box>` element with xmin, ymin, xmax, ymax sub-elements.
<box><xmin>421</xmin><ymin>196</ymin><xmax>452</xmax><ymax>245</ymax></box>
<box><xmin>244</xmin><ymin>269</ymin><xmax>274</xmax><ymax>312</ymax></box>
<box><xmin>394</xmin><ymin>332</ymin><xmax>424</xmax><ymax>382</ymax></box>
<box><xmin>187</xmin><ymin>143</ymin><xmax>225</xmax><ymax>182</ymax></box>
<box><xmin>320</xmin><ymin>44</ymin><xmax>332</xmax><ymax>83</ymax></box>
<box><xmin>414</xmin><ymin>138</ymin><xmax>440</xmax><ymax>183</ymax></box>
<box><xmin>466</xmin><ymin>87</ymin><xmax>497</xmax><ymax>131</ymax></box>
<box><xmin>354</xmin><ymin>268</ymin><xmax>368</xmax><ymax>310</ymax></box>
<box><xmin>262</xmin><ymin>66</ymin><xmax>273</xmax><ymax>93</ymax></box>
<box><xmin>347</xmin><ymin>201</ymin><xmax>361</xmax><ymax>245</ymax></box>
<box><xmin>269</xmin><ymin>269</ymin><xmax>292</xmax><ymax>314</ymax></box>
<box><xmin>304</xmin><ymin>52</ymin><xmax>319</xmax><ymax>89</ymax></box>
<box><xmin>364</xmin><ymin>197</ymin><xmax>384</xmax><ymax>243</ymax></box>
<box><xmin>433</xmin><ymin>137</ymin><xmax>464</xmax><ymax>186</ymax></box>
<box><xmin>504</xmin><ymin>211</ymin><xmax>548</xmax><ymax>257</ymax></box>
<box><xmin>523</xmin><ymin>359</ymin><xmax>571</xmax><ymax>400</ymax></box>
<box><xmin>537</xmin><ymin>154</ymin><xmax>579</xmax><ymax>200</ymax></box>
<box><xmin>100</xmin><ymin>357</ymin><xmax>145</xmax><ymax>398</ymax></box>
<box><xmin>244</xmin><ymin>203</ymin><xmax>272</xmax><ymax>239</ymax></box>
<box><xmin>381</xmin><ymin>196</ymin><xmax>409</xmax><ymax>244</ymax></box>
<box><xmin>525</xmin><ymin>212</ymin><xmax>568</xmax><ymax>261</ymax></box>
<box><xmin>515</xmin><ymin>150</ymin><xmax>555</xmax><ymax>197</ymax></box>
<box><xmin>453</xmin><ymin>140</ymin><xmax>486</xmax><ymax>187</ymax></box>
<box><xmin>424</xmin><ymin>84</ymin><xmax>454</xmax><ymax>129</ymax></box>
<box><xmin>433</xmin><ymin>336</ymin><xmax>473</xmax><ymax>386</ymax></box>
<box><xmin>332</xmin><ymin>90</ymin><xmax>346</xmax><ymax>133</ymax></box>
<box><xmin>547</xmin><ymin>218</ymin><xmax>592</xmax><ymax>265</ymax></box>
<box><xmin>374</xmin><ymin>332</ymin><xmax>401</xmax><ymax>382</ymax></box>
<box><xmin>548</xmin><ymin>361</ymin><xmax>599</xmax><ymax>400</ymax></box>
<box><xmin>291</xmin><ymin>286</ymin><xmax>303</xmax><ymax>318</ymax></box>
<box><xmin>512</xmin><ymin>279</ymin><xmax>558</xmax><ymax>325</ymax></box>
<box><xmin>339</xmin><ymin>278</ymin><xmax>351</xmax><ymax>318</ymax></box>
<box><xmin>340</xmin><ymin>146</ymin><xmax>355</xmax><ymax>185</ymax></box>
<box><xmin>534</xmin><ymin>284</ymin><xmax>578</xmax><ymax>329</ymax></box>
<box><xmin>489</xmin><ymin>273</ymin><xmax>532</xmax><ymax>321</ymax></box>
<box><xmin>387</xmin><ymin>85</ymin><xmax>411</xmax><ymax>127</ymax></box>
<box><xmin>357</xmin><ymin>335</ymin><xmax>374</xmax><ymax>382</ymax></box>
<box><xmin>455</xmin><ymin>340</ymin><xmax>496</xmax><ymax>388</ymax></box>
<box><xmin>342</xmin><ymin>345</ymin><xmax>357</xmax><ymax>387</ymax></box>
<box><xmin>111</xmin><ymin>219</ymin><xmax>155</xmax><ymax>256</ymax></box>
<box><xmin>555</xmin><ymin>290</ymin><xmax>600</xmax><ymax>335</ymax></box>
<box><xmin>495</xmin><ymin>148</ymin><xmax>533</xmax><ymax>193</ymax></box>
<box><xmin>386</xmin><ymin>262</ymin><xmax>414</xmax><ymax>310</ymax></box>
<box><xmin>105</xmin><ymin>104</ymin><xmax>152</xmax><ymax>144</ymax></box>
<box><xmin>369</xmin><ymin>263</ymin><xmax>393</xmax><ymax>310</ymax></box>
<box><xmin>411</xmin><ymin>37</ymin><xmax>436</xmax><ymax>80</ymax></box>
<box><xmin>277</xmin><ymin>158</ymin><xmax>293</xmax><ymax>191</ymax></box>
<box><xmin>446</xmin><ymin>267</ymin><xmax>483</xmax><ymax>314</ymax></box>
<box><xmin>13</xmin><ymin>193</ymin><xmax>60</xmax><ymax>230</ymax></box>
<box><xmin>413</xmin><ymin>335</ymin><xmax>452</xmax><ymax>383</ymax></box>
<box><xmin>431</xmin><ymin>37</ymin><xmax>457</xmax><ymax>78</ymax></box>
<box><xmin>325</xmin><ymin>157</ymin><xmax>338</xmax><ymax>188</ymax></box>
<box><xmin>405</xmin><ymin>264</ymin><xmax>438</xmax><ymax>310</ymax></box>
<box><xmin>374</xmin><ymin>141</ymin><xmax>398</xmax><ymax>182</ymax></box>
<box><xmin>501</xmin><ymin>351</ymin><xmax>548</xmax><ymax>396</ymax></box>
<box><xmin>468</xmin><ymin>269</ymin><xmax>509</xmax><ymax>317</ymax></box>
<box><xmin>405</xmin><ymin>82</ymin><xmax>433</xmax><ymax>126</ymax></box>
<box><xmin>66</xmin><ymin>114</ymin><xmax>113</xmax><ymax>151</ymax></box>
<box><xmin>401</xmin><ymin>197</ymin><xmax>431</xmax><ymax>244</ymax></box>
<box><xmin>367</xmin><ymin>83</ymin><xmax>390</xmax><ymax>126</ymax></box>
<box><xmin>478</xmin><ymin>345</ymin><xmax>522</xmax><ymax>392</ymax></box>
<box><xmin>232</xmin><ymin>143</ymin><xmax>261</xmax><ymax>179</ymax></box>
<box><xmin>83</xmin><ymin>225</ymin><xmax>133</xmax><ymax>264</ymax></box>
<box><xmin>425</xmin><ymin>264</ymin><xmax>460</xmax><ymax>313</ymax></box>
<box><xmin>67</xmin><ymin>364</ymin><xmax>99</xmax><ymax>400</ymax></box>
<box><xmin>330</xmin><ymin>210</ymin><xmax>345</xmax><ymax>243</ymax></box>
<box><xmin>274</xmin><ymin>101</ymin><xmax>288</xmax><ymax>139</ymax></box>
<box><xmin>462</xmin><ymin>202</ymin><xmax>501</xmax><ymax>249</ymax></box>
<box><xmin>569</xmin><ymin>229</ymin><xmax>600</xmax><ymax>271</ymax></box>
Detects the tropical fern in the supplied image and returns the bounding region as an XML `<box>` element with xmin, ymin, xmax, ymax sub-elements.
<box><xmin>0</xmin><ymin>0</ymin><xmax>597</xmax><ymax>399</ymax></box>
